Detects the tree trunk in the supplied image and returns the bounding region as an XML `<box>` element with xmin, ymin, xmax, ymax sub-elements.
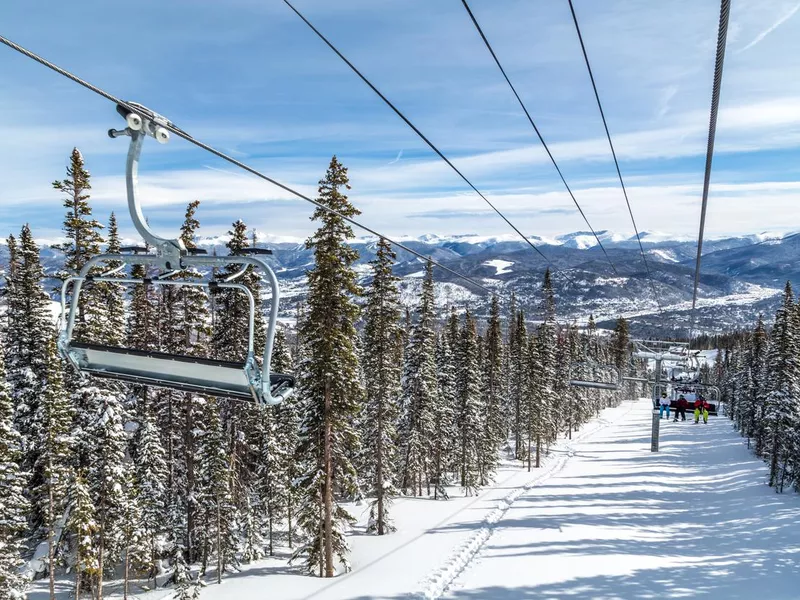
<box><xmin>376</xmin><ymin>393</ymin><xmax>384</xmax><ymax>535</ymax></box>
<box><xmin>323</xmin><ymin>377</ymin><xmax>334</xmax><ymax>577</ymax></box>
<box><xmin>124</xmin><ymin>547</ymin><xmax>129</xmax><ymax>600</ymax></box>
<box><xmin>527</xmin><ymin>434</ymin><xmax>531</xmax><ymax>472</ymax></box>
<box><xmin>268</xmin><ymin>504</ymin><xmax>274</xmax><ymax>556</ymax></box>
<box><xmin>514</xmin><ymin>395</ymin><xmax>521</xmax><ymax>460</ymax></box>
<box><xmin>48</xmin><ymin>471</ymin><xmax>55</xmax><ymax>600</ymax></box>
<box><xmin>287</xmin><ymin>489</ymin><xmax>294</xmax><ymax>549</ymax></box>
<box><xmin>536</xmin><ymin>436</ymin><xmax>541</xmax><ymax>468</ymax></box>
<box><xmin>97</xmin><ymin>523</ymin><xmax>104</xmax><ymax>600</ymax></box>
<box><xmin>769</xmin><ymin>424</ymin><xmax>780</xmax><ymax>487</ymax></box>
<box><xmin>185</xmin><ymin>395</ymin><xmax>196</xmax><ymax>563</ymax></box>
<box><xmin>75</xmin><ymin>564</ymin><xmax>81</xmax><ymax>600</ymax></box>
<box><xmin>216</xmin><ymin>496</ymin><xmax>222</xmax><ymax>584</ymax></box>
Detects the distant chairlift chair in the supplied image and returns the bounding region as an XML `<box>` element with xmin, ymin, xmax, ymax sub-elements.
<box><xmin>57</xmin><ymin>102</ymin><xmax>295</xmax><ymax>405</ymax></box>
<box><xmin>568</xmin><ymin>362</ymin><xmax>622</xmax><ymax>391</ymax></box>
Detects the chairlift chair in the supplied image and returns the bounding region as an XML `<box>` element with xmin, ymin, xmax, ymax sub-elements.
<box><xmin>568</xmin><ymin>361</ymin><xmax>621</xmax><ymax>391</ymax></box>
<box><xmin>57</xmin><ymin>103</ymin><xmax>295</xmax><ymax>405</ymax></box>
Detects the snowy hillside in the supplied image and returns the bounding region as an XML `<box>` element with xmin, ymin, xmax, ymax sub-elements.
<box><xmin>36</xmin><ymin>398</ymin><xmax>797</xmax><ymax>600</ymax></box>
<box><xmin>2</xmin><ymin>229</ymin><xmax>797</xmax><ymax>335</ymax></box>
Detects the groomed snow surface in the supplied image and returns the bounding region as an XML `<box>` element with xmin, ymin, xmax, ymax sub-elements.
<box><xmin>29</xmin><ymin>398</ymin><xmax>800</xmax><ymax>599</ymax></box>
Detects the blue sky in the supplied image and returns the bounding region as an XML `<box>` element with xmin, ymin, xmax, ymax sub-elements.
<box><xmin>2</xmin><ymin>0</ymin><xmax>800</xmax><ymax>244</ymax></box>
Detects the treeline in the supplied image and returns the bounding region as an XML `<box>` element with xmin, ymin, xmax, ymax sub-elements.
<box><xmin>715</xmin><ymin>282</ymin><xmax>800</xmax><ymax>493</ymax></box>
<box><xmin>0</xmin><ymin>151</ymin><xmax>632</xmax><ymax>599</ymax></box>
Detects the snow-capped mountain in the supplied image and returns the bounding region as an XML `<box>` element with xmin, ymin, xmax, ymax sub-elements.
<box><xmin>1</xmin><ymin>230</ymin><xmax>797</xmax><ymax>336</ymax></box>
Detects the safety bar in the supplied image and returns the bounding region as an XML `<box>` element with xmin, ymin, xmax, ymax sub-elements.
<box><xmin>568</xmin><ymin>362</ymin><xmax>621</xmax><ymax>391</ymax></box>
<box><xmin>58</xmin><ymin>251</ymin><xmax>288</xmax><ymax>405</ymax></box>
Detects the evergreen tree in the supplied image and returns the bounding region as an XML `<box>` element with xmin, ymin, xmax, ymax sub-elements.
<box><xmin>362</xmin><ymin>239</ymin><xmax>402</xmax><ymax>534</ymax></box>
<box><xmin>5</xmin><ymin>225</ymin><xmax>53</xmax><ymax>483</ymax></box>
<box><xmin>293</xmin><ymin>156</ymin><xmax>363</xmax><ymax>576</ymax></box>
<box><xmin>482</xmin><ymin>296</ymin><xmax>504</xmax><ymax>483</ymax></box>
<box><xmin>212</xmin><ymin>219</ymin><xmax>264</xmax><ymax>362</ymax></box>
<box><xmin>84</xmin><ymin>213</ymin><xmax>125</xmax><ymax>346</ymax></box>
<box><xmin>432</xmin><ymin>332</ymin><xmax>456</xmax><ymax>499</ymax></box>
<box><xmin>52</xmin><ymin>148</ymin><xmax>104</xmax><ymax>337</ymax></box>
<box><xmin>0</xmin><ymin>348</ymin><xmax>28</xmax><ymax>600</ymax></box>
<box><xmin>87</xmin><ymin>389</ymin><xmax>129</xmax><ymax>598</ymax></box>
<box><xmin>456</xmin><ymin>311</ymin><xmax>483</xmax><ymax>495</ymax></box>
<box><xmin>196</xmin><ymin>399</ymin><xmax>236</xmax><ymax>582</ymax></box>
<box><xmin>272</xmin><ymin>329</ymin><xmax>300</xmax><ymax>548</ymax></box>
<box><xmin>399</xmin><ymin>261</ymin><xmax>437</xmax><ymax>497</ymax></box>
<box><xmin>68</xmin><ymin>471</ymin><xmax>98</xmax><ymax>600</ymax></box>
<box><xmin>510</xmin><ymin>310</ymin><xmax>528</xmax><ymax>461</ymax></box>
<box><xmin>764</xmin><ymin>283</ymin><xmax>799</xmax><ymax>490</ymax></box>
<box><xmin>135</xmin><ymin>407</ymin><xmax>168</xmax><ymax>582</ymax></box>
<box><xmin>33</xmin><ymin>339</ymin><xmax>73</xmax><ymax>598</ymax></box>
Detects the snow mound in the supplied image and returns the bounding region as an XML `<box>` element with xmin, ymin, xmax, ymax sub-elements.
<box><xmin>650</xmin><ymin>248</ymin><xmax>679</xmax><ymax>262</ymax></box>
<box><xmin>483</xmin><ymin>259</ymin><xmax>514</xmax><ymax>275</ymax></box>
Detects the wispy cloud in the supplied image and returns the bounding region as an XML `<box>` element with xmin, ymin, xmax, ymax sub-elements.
<box><xmin>738</xmin><ymin>1</ymin><xmax>800</xmax><ymax>52</ymax></box>
<box><xmin>387</xmin><ymin>149</ymin><xmax>403</xmax><ymax>165</ymax></box>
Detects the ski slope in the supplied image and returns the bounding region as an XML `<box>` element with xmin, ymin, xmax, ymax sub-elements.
<box><xmin>194</xmin><ymin>398</ymin><xmax>800</xmax><ymax>599</ymax></box>
<box><xmin>32</xmin><ymin>398</ymin><xmax>798</xmax><ymax>600</ymax></box>
<box><xmin>444</xmin><ymin>398</ymin><xmax>800</xmax><ymax>600</ymax></box>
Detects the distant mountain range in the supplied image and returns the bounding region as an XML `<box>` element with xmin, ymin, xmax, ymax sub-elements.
<box><xmin>2</xmin><ymin>230</ymin><xmax>797</xmax><ymax>336</ymax></box>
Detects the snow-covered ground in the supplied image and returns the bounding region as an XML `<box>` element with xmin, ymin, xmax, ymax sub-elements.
<box><xmin>445</xmin><ymin>400</ymin><xmax>800</xmax><ymax>599</ymax></box>
<box><xmin>28</xmin><ymin>399</ymin><xmax>800</xmax><ymax>599</ymax></box>
<box><xmin>483</xmin><ymin>259</ymin><xmax>514</xmax><ymax>275</ymax></box>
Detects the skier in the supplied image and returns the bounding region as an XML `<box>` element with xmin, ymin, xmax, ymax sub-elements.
<box><xmin>674</xmin><ymin>395</ymin><xmax>688</xmax><ymax>422</ymax></box>
<box><xmin>658</xmin><ymin>393</ymin><xmax>670</xmax><ymax>420</ymax></box>
<box><xmin>694</xmin><ymin>396</ymin><xmax>710</xmax><ymax>424</ymax></box>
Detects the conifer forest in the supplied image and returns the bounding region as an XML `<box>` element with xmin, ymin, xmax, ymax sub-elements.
<box><xmin>0</xmin><ymin>150</ymin><xmax>649</xmax><ymax>599</ymax></box>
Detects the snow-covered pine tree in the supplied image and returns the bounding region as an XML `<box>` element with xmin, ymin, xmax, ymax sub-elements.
<box><xmin>0</xmin><ymin>344</ymin><xmax>28</xmax><ymax>600</ymax></box>
<box><xmin>212</xmin><ymin>219</ymin><xmax>265</xmax><ymax>362</ymax></box>
<box><xmin>481</xmin><ymin>296</ymin><xmax>504</xmax><ymax>483</ymax></box>
<box><xmin>5</xmin><ymin>225</ymin><xmax>53</xmax><ymax>486</ymax></box>
<box><xmin>252</xmin><ymin>329</ymin><xmax>297</xmax><ymax>558</ymax></box>
<box><xmin>511</xmin><ymin>310</ymin><xmax>528</xmax><ymax>461</ymax></box>
<box><xmin>564</xmin><ymin>326</ymin><xmax>582</xmax><ymax>438</ymax></box>
<box><xmin>533</xmin><ymin>269</ymin><xmax>558</xmax><ymax>465</ymax></box>
<box><xmin>68</xmin><ymin>471</ymin><xmax>98</xmax><ymax>600</ymax></box>
<box><xmin>87</xmin><ymin>388</ymin><xmax>129</xmax><ymax>598</ymax></box>
<box><xmin>196</xmin><ymin>398</ymin><xmax>236</xmax><ymax>582</ymax></box>
<box><xmin>272</xmin><ymin>329</ymin><xmax>300</xmax><ymax>548</ymax></box>
<box><xmin>33</xmin><ymin>338</ymin><xmax>73</xmax><ymax>598</ymax></box>
<box><xmin>553</xmin><ymin>329</ymin><xmax>571</xmax><ymax>439</ymax></box>
<box><xmin>2</xmin><ymin>234</ymin><xmax>20</xmax><ymax>366</ymax></box>
<box><xmin>742</xmin><ymin>317</ymin><xmax>768</xmax><ymax>450</ymax></box>
<box><xmin>432</xmin><ymin>332</ymin><xmax>456</xmax><ymax>499</ymax></box>
<box><xmin>86</xmin><ymin>213</ymin><xmax>125</xmax><ymax>347</ymax></box>
<box><xmin>610</xmin><ymin>317</ymin><xmax>631</xmax><ymax>405</ymax></box>
<box><xmin>119</xmin><ymin>471</ymin><xmax>146</xmax><ymax>600</ymax></box>
<box><xmin>52</xmin><ymin>147</ymin><xmax>104</xmax><ymax>339</ymax></box>
<box><xmin>764</xmin><ymin>283</ymin><xmax>799</xmax><ymax>490</ymax></box>
<box><xmin>455</xmin><ymin>311</ymin><xmax>483</xmax><ymax>495</ymax></box>
<box><xmin>399</xmin><ymin>261</ymin><xmax>437</xmax><ymax>497</ymax></box>
<box><xmin>293</xmin><ymin>156</ymin><xmax>363</xmax><ymax>576</ymax></box>
<box><xmin>135</xmin><ymin>406</ymin><xmax>168</xmax><ymax>583</ymax></box>
<box><xmin>362</xmin><ymin>238</ymin><xmax>402</xmax><ymax>534</ymax></box>
<box><xmin>164</xmin><ymin>201</ymin><xmax>212</xmax><ymax>564</ymax></box>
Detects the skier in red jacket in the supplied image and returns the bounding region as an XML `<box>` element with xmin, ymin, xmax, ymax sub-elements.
<box><xmin>673</xmin><ymin>395</ymin><xmax>688</xmax><ymax>422</ymax></box>
<box><xmin>694</xmin><ymin>396</ymin><xmax>709</xmax><ymax>424</ymax></box>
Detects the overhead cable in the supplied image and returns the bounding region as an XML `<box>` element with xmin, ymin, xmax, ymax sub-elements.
<box><xmin>688</xmin><ymin>0</ymin><xmax>732</xmax><ymax>345</ymax></box>
<box><xmin>566</xmin><ymin>0</ymin><xmax>664</xmax><ymax>316</ymax></box>
<box><xmin>281</xmin><ymin>0</ymin><xmax>556</xmax><ymax>269</ymax></box>
<box><xmin>460</xmin><ymin>0</ymin><xmax>619</xmax><ymax>276</ymax></box>
<box><xmin>0</xmin><ymin>34</ymin><xmax>493</xmax><ymax>294</ymax></box>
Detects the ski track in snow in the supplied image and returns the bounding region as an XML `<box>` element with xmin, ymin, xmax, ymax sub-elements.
<box><xmin>414</xmin><ymin>400</ymin><xmax>639</xmax><ymax>600</ymax></box>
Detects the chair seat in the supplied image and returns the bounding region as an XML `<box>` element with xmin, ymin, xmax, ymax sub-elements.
<box><xmin>569</xmin><ymin>379</ymin><xmax>619</xmax><ymax>391</ymax></box>
<box><xmin>68</xmin><ymin>342</ymin><xmax>294</xmax><ymax>401</ymax></box>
